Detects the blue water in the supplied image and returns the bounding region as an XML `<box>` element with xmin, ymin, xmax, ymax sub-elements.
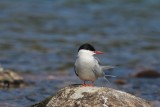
<box><xmin>0</xmin><ymin>0</ymin><xmax>160</xmax><ymax>106</ymax></box>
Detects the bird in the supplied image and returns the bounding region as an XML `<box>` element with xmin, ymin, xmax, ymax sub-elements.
<box><xmin>74</xmin><ymin>43</ymin><xmax>114</xmax><ymax>86</ymax></box>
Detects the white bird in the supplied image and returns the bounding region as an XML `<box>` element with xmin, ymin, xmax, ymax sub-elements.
<box><xmin>74</xmin><ymin>43</ymin><xmax>114</xmax><ymax>86</ymax></box>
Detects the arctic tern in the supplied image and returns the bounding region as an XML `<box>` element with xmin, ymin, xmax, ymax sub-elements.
<box><xmin>74</xmin><ymin>43</ymin><xmax>115</xmax><ymax>86</ymax></box>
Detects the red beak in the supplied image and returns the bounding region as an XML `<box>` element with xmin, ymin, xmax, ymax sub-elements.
<box><xmin>94</xmin><ymin>51</ymin><xmax>104</xmax><ymax>54</ymax></box>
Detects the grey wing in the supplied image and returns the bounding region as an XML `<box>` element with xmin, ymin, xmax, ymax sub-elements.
<box><xmin>93</xmin><ymin>58</ymin><xmax>105</xmax><ymax>77</ymax></box>
<box><xmin>94</xmin><ymin>57</ymin><xmax>101</xmax><ymax>65</ymax></box>
<box><xmin>74</xmin><ymin>60</ymin><xmax>78</xmax><ymax>76</ymax></box>
<box><xmin>95</xmin><ymin>57</ymin><xmax>115</xmax><ymax>70</ymax></box>
<box><xmin>101</xmin><ymin>65</ymin><xmax>115</xmax><ymax>70</ymax></box>
<box><xmin>74</xmin><ymin>65</ymin><xmax>78</xmax><ymax>76</ymax></box>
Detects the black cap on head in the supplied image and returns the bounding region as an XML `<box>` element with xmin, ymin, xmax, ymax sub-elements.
<box><xmin>78</xmin><ymin>43</ymin><xmax>95</xmax><ymax>52</ymax></box>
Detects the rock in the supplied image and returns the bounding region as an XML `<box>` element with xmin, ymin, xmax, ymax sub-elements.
<box><xmin>31</xmin><ymin>85</ymin><xmax>152</xmax><ymax>107</ymax></box>
<box><xmin>115</xmin><ymin>78</ymin><xmax>127</xmax><ymax>85</ymax></box>
<box><xmin>0</xmin><ymin>69</ymin><xmax>25</xmax><ymax>88</ymax></box>
<box><xmin>132</xmin><ymin>69</ymin><xmax>160</xmax><ymax>78</ymax></box>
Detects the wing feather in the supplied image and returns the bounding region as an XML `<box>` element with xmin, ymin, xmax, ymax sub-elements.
<box><xmin>93</xmin><ymin>58</ymin><xmax>104</xmax><ymax>77</ymax></box>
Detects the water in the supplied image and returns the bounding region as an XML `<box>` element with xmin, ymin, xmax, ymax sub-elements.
<box><xmin>0</xmin><ymin>0</ymin><xmax>160</xmax><ymax>106</ymax></box>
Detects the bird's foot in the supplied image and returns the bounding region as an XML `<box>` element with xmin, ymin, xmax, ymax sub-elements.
<box><xmin>82</xmin><ymin>81</ymin><xmax>94</xmax><ymax>87</ymax></box>
<box><xmin>82</xmin><ymin>83</ymin><xmax>94</xmax><ymax>87</ymax></box>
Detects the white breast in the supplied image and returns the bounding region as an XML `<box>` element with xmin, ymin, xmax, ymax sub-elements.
<box><xmin>75</xmin><ymin>50</ymin><xmax>98</xmax><ymax>81</ymax></box>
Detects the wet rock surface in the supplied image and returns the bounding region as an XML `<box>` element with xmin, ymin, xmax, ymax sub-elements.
<box><xmin>31</xmin><ymin>85</ymin><xmax>152</xmax><ymax>107</ymax></box>
<box><xmin>0</xmin><ymin>68</ymin><xmax>25</xmax><ymax>88</ymax></box>
<box><xmin>132</xmin><ymin>69</ymin><xmax>160</xmax><ymax>78</ymax></box>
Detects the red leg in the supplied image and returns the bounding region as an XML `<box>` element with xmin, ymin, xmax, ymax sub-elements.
<box><xmin>82</xmin><ymin>81</ymin><xmax>87</xmax><ymax>86</ymax></box>
<box><xmin>82</xmin><ymin>81</ymin><xmax>94</xmax><ymax>87</ymax></box>
<box><xmin>89</xmin><ymin>81</ymin><xmax>94</xmax><ymax>86</ymax></box>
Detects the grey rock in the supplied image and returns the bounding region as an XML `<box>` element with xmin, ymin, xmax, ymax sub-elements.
<box><xmin>0</xmin><ymin>69</ymin><xmax>24</xmax><ymax>88</ymax></box>
<box><xmin>32</xmin><ymin>85</ymin><xmax>152</xmax><ymax>107</ymax></box>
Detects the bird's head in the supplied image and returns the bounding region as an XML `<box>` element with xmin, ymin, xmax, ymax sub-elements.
<box><xmin>78</xmin><ymin>43</ymin><xmax>103</xmax><ymax>56</ymax></box>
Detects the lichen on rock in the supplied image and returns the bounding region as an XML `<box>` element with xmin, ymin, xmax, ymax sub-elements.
<box><xmin>31</xmin><ymin>85</ymin><xmax>152</xmax><ymax>107</ymax></box>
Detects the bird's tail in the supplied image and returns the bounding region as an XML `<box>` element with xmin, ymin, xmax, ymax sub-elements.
<box><xmin>102</xmin><ymin>65</ymin><xmax>116</xmax><ymax>84</ymax></box>
<box><xmin>104</xmin><ymin>75</ymin><xmax>116</xmax><ymax>85</ymax></box>
<box><xmin>105</xmin><ymin>75</ymin><xmax>116</xmax><ymax>78</ymax></box>
<box><xmin>101</xmin><ymin>65</ymin><xmax>115</xmax><ymax>70</ymax></box>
